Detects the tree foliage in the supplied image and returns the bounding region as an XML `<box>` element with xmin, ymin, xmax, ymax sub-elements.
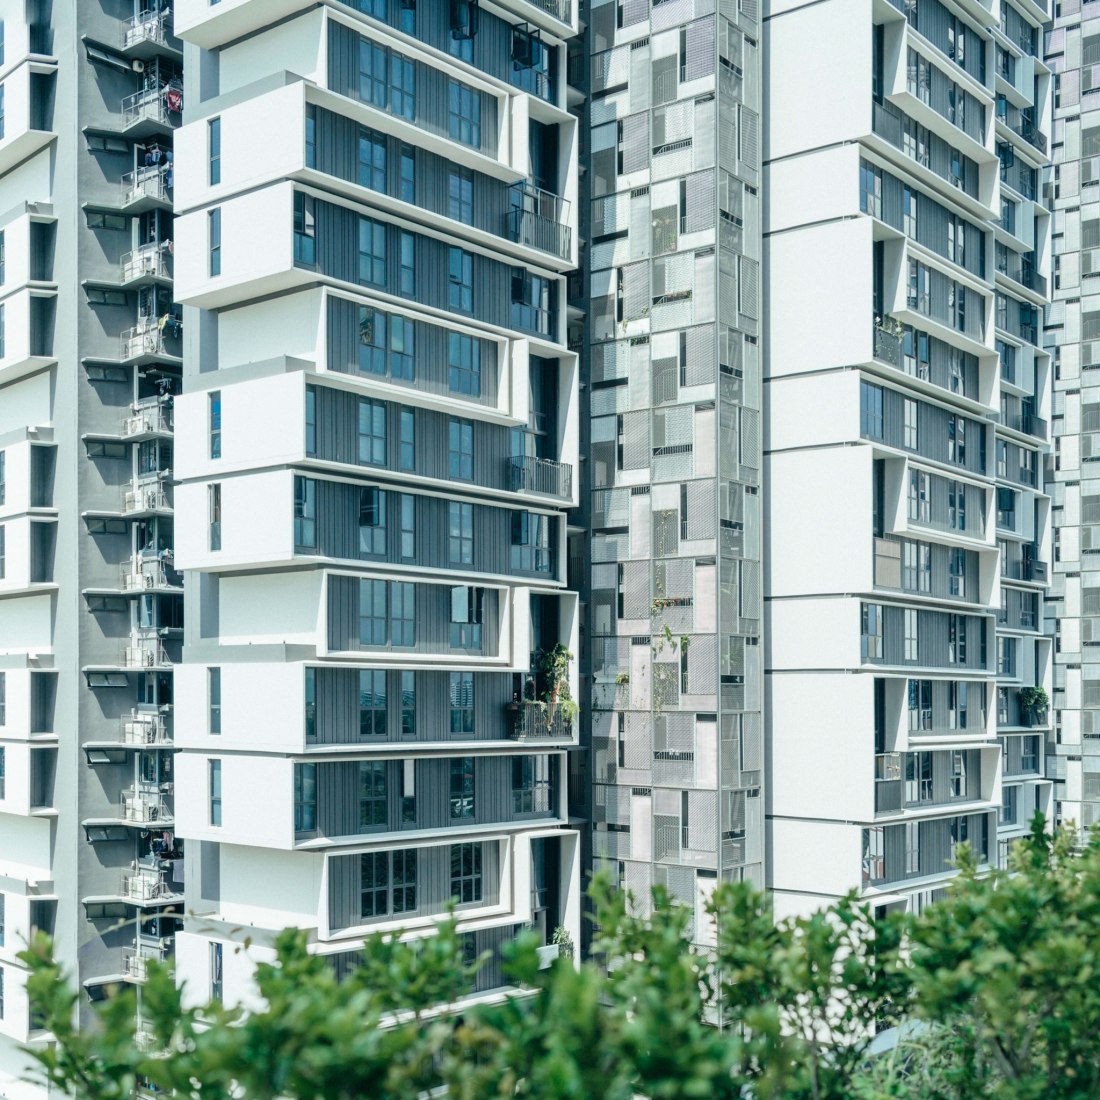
<box><xmin>20</xmin><ymin>818</ymin><xmax>1100</xmax><ymax>1099</ymax></box>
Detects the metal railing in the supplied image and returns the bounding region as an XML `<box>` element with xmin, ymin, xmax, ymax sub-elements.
<box><xmin>997</xmin><ymin>104</ymin><xmax>1048</xmax><ymax>155</ymax></box>
<box><xmin>122</xmin><ymin>9</ymin><xmax>172</xmax><ymax>50</ymax></box>
<box><xmin>873</xmin><ymin>321</ymin><xmax>902</xmax><ymax>367</ymax></box>
<box><xmin>121</xmin><ymin>89</ymin><xmax>175</xmax><ymax>131</ymax></box>
<box><xmin>121</xmin><ymin>318</ymin><xmax>181</xmax><ymax>361</ymax></box>
<box><xmin>507</xmin><ymin>206</ymin><xmax>572</xmax><ymax>261</ymax></box>
<box><xmin>122</xmin><ymin>164</ymin><xmax>171</xmax><ymax>207</ymax></box>
<box><xmin>512</xmin><ymin>781</ymin><xmax>554</xmax><ymax>816</ymax></box>
<box><xmin>121</xmin><ymin>710</ymin><xmax>172</xmax><ymax>745</ymax></box>
<box><xmin>122</xmin><ymin>869</ymin><xmax>173</xmax><ymax>902</ymax></box>
<box><xmin>123</xmin><ymin>483</ymin><xmax>171</xmax><ymax>514</ymax></box>
<box><xmin>123</xmin><ymin>403</ymin><xmax>172</xmax><ymax>438</ymax></box>
<box><xmin>121</xmin><ymin>244</ymin><xmax>172</xmax><ymax>284</ymax></box>
<box><xmin>121</xmin><ymin>788</ymin><xmax>171</xmax><ymax>824</ymax></box>
<box><xmin>509</xmin><ymin>454</ymin><xmax>573</xmax><ymax>499</ymax></box>
<box><xmin>510</xmin><ymin>701</ymin><xmax>577</xmax><ymax>741</ymax></box>
<box><xmin>520</xmin><ymin>0</ymin><xmax>571</xmax><ymax>21</ymax></box>
<box><xmin>123</xmin><ymin>641</ymin><xmax>170</xmax><ymax>669</ymax></box>
<box><xmin>122</xmin><ymin>556</ymin><xmax>178</xmax><ymax>591</ymax></box>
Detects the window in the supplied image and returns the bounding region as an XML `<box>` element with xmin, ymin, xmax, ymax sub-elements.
<box><xmin>305</xmin><ymin>105</ymin><xmax>317</xmax><ymax>168</ymax></box>
<box><xmin>399</xmin><ymin>493</ymin><xmax>415</xmax><ymax>558</ymax></box>
<box><xmin>360</xmin><ymin>849</ymin><xmax>417</xmax><ymax>920</ymax></box>
<box><xmin>904</xmin><ymin>608</ymin><xmax>918</xmax><ymax>661</ymax></box>
<box><xmin>860</xmin><ymin>382</ymin><xmax>884</xmax><ymax>439</ymax></box>
<box><xmin>359</xmin><ymin>486</ymin><xmax>386</xmax><ymax>556</ymax></box>
<box><xmin>906</xmin><ymin>751</ymin><xmax>933</xmax><ymax>803</ymax></box>
<box><xmin>448</xmin><ymin>333</ymin><xmax>481</xmax><ymax>396</ymax></box>
<box><xmin>449</xmin><ymin>757</ymin><xmax>475</xmax><ymax>819</ymax></box>
<box><xmin>448</xmin><ymin>247</ymin><xmax>473</xmax><ymax>312</ymax></box>
<box><xmin>209</xmin><ymin>484</ymin><xmax>222</xmax><ymax>551</ymax></box>
<box><xmin>950</xmin><ymin>750</ymin><xmax>966</xmax><ymax>797</ymax></box>
<box><xmin>358</xmin><ymin>398</ymin><xmax>387</xmax><ymax>466</ymax></box>
<box><xmin>305</xmin><ymin>667</ymin><xmax>316</xmax><ymax>741</ymax></box>
<box><xmin>209</xmin><ymin>391</ymin><xmax>222</xmax><ymax>459</ymax></box>
<box><xmin>512</xmin><ymin>511</ymin><xmax>552</xmax><ymax>573</ymax></box>
<box><xmin>859</xmin><ymin>160</ymin><xmax>882</xmax><ymax>218</ymax></box>
<box><xmin>450</xmin><ymin>842</ymin><xmax>483</xmax><ymax>903</ymax></box>
<box><xmin>902</xmin><ymin>541</ymin><xmax>931</xmax><ymax>593</ymax></box>
<box><xmin>209</xmin><ymin>759</ymin><xmax>222</xmax><ymax>826</ymax></box>
<box><xmin>0</xmin><ymin>895</ymin><xmax>5</xmax><ymax>948</ymax></box>
<box><xmin>359</xmin><ymin>579</ymin><xmax>414</xmax><ymax>648</ymax></box>
<box><xmin>209</xmin><ymin>668</ymin><xmax>221</xmax><ymax>734</ymax></box>
<box><xmin>0</xmin><ymin>231</ymin><xmax>6</xmax><ymax>284</ymax></box>
<box><xmin>391</xmin><ymin>51</ymin><xmax>415</xmax><ymax>119</ymax></box>
<box><xmin>358</xmin><ymin>761</ymin><xmax>387</xmax><ymax>830</ymax></box>
<box><xmin>903</xmin><ymin>398</ymin><xmax>917</xmax><ymax>449</ymax></box>
<box><xmin>400</xmin><ymin>671</ymin><xmax>416</xmax><ymax>738</ymax></box>
<box><xmin>305</xmin><ymin>388</ymin><xmax>316</xmax><ymax>456</ymax></box>
<box><xmin>358</xmin><ymin>127</ymin><xmax>386</xmax><ymax>192</ymax></box>
<box><xmin>208</xmin><ymin>117</ymin><xmax>221</xmax><ymax>185</ymax></box>
<box><xmin>512</xmin><ymin>268</ymin><xmax>552</xmax><ymax>335</ymax></box>
<box><xmin>399</xmin><ymin>144</ymin><xmax>415</xmax><ymax>203</ymax></box>
<box><xmin>210</xmin><ymin>943</ymin><xmax>222</xmax><ymax>1005</ymax></box>
<box><xmin>947</xmin><ymin>214</ymin><xmax>965</xmax><ymax>268</ymax></box>
<box><xmin>358</xmin><ymin>669</ymin><xmax>386</xmax><ymax>738</ymax></box>
<box><xmin>451</xmin><ymin>584</ymin><xmax>485</xmax><ymax>650</ymax></box>
<box><xmin>294</xmin><ymin>477</ymin><xmax>316</xmax><ymax>548</ymax></box>
<box><xmin>399</xmin><ymin>231</ymin><xmax>416</xmax><ymax>296</ymax></box>
<box><xmin>908</xmin><ymin>679</ymin><xmax>932</xmax><ymax>731</ymax></box>
<box><xmin>294</xmin><ymin>762</ymin><xmax>316</xmax><ymax>832</ymax></box>
<box><xmin>907</xmin><ymin>469</ymin><xmax>930</xmax><ymax>523</ymax></box>
<box><xmin>390</xmin><ymin>315</ymin><xmax>414</xmax><ymax>380</ymax></box>
<box><xmin>997</xmin><ymin>636</ymin><xmax>1016</xmax><ymax>677</ymax></box>
<box><xmin>358</xmin><ymin>216</ymin><xmax>386</xmax><ymax>286</ymax></box>
<box><xmin>448</xmin><ymin>80</ymin><xmax>481</xmax><ymax>147</ymax></box>
<box><xmin>862</xmin><ymin>603</ymin><xmax>883</xmax><ymax>659</ymax></box>
<box><xmin>358</xmin><ymin>306</ymin><xmax>386</xmax><ymax>375</ymax></box>
<box><xmin>448</xmin><ymin>502</ymin><xmax>474</xmax><ymax>565</ymax></box>
<box><xmin>0</xmin><ymin>526</ymin><xmax>4</xmax><ymax>579</ymax></box>
<box><xmin>358</xmin><ymin>38</ymin><xmax>387</xmax><ymax>107</ymax></box>
<box><xmin>902</xmin><ymin>185</ymin><xmax>918</xmax><ymax>239</ymax></box>
<box><xmin>450</xmin><ymin>672</ymin><xmax>474</xmax><ymax>735</ymax></box>
<box><xmin>448</xmin><ymin>417</ymin><xmax>474</xmax><ymax>480</ymax></box>
<box><xmin>293</xmin><ymin>193</ymin><xmax>316</xmax><ymax>265</ymax></box>
<box><xmin>448</xmin><ymin>166</ymin><xmax>474</xmax><ymax>224</ymax></box>
<box><xmin>208</xmin><ymin>208</ymin><xmax>221</xmax><ymax>276</ymax></box>
<box><xmin>949</xmin><ymin>547</ymin><xmax>966</xmax><ymax>598</ymax></box>
<box><xmin>949</xmin><ymin>615</ymin><xmax>967</xmax><ymax>665</ymax></box>
<box><xmin>949</xmin><ymin>481</ymin><xmax>967</xmax><ymax>531</ymax></box>
<box><xmin>1022</xmin><ymin>737</ymin><xmax>1039</xmax><ymax>772</ymax></box>
<box><xmin>0</xmin><ymin>672</ymin><xmax>5</xmax><ymax>726</ymax></box>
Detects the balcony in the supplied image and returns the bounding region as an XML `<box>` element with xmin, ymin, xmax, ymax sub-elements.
<box><xmin>121</xmin><ymin>243</ymin><xmax>173</xmax><ymax>287</ymax></box>
<box><xmin>121</xmin><ymin>316</ymin><xmax>182</xmax><ymax>363</ymax></box>
<box><xmin>121</xmin><ymin>8</ymin><xmax>179</xmax><ymax>57</ymax></box>
<box><xmin>509</xmin><ymin>701</ymin><xmax>577</xmax><ymax>741</ymax></box>
<box><xmin>121</xmin><ymin>867</ymin><xmax>180</xmax><ymax>904</ymax></box>
<box><xmin>875</xmin><ymin>753</ymin><xmax>903</xmax><ymax>815</ymax></box>
<box><xmin>994</xmin><ymin>246</ymin><xmax>1046</xmax><ymax>297</ymax></box>
<box><xmin>121</xmin><ymin>165</ymin><xmax>172</xmax><ymax>212</ymax></box>
<box><xmin>122</xmin><ymin>402</ymin><xmax>173</xmax><ymax>439</ymax></box>
<box><xmin>512</xmin><ymin>780</ymin><xmax>554</xmax><ymax>816</ymax></box>
<box><xmin>120</xmin><ymin>87</ymin><xmax>181</xmax><ymax>138</ymax></box>
<box><xmin>520</xmin><ymin>0</ymin><xmax>572</xmax><ymax>21</ymax></box>
<box><xmin>873</xmin><ymin>320</ymin><xmax>903</xmax><ymax>368</ymax></box>
<box><xmin>122</xmin><ymin>639</ymin><xmax>171</xmax><ymax>669</ymax></box>
<box><xmin>870</xmin><ymin>100</ymin><xmax>978</xmax><ymax>201</ymax></box>
<box><xmin>121</xmin><ymin>710</ymin><xmax>172</xmax><ymax>746</ymax></box>
<box><xmin>997</xmin><ymin>102</ymin><xmax>1047</xmax><ymax>156</ymax></box>
<box><xmin>123</xmin><ymin>482</ymin><xmax>171</xmax><ymax>515</ymax></box>
<box><xmin>1001</xmin><ymin>551</ymin><xmax>1047</xmax><ymax>584</ymax></box>
<box><xmin>121</xmin><ymin>786</ymin><xmax>172</xmax><ymax>824</ymax></box>
<box><xmin>123</xmin><ymin>945</ymin><xmax>169</xmax><ymax>983</ymax></box>
<box><xmin>506</xmin><ymin>185</ymin><xmax>572</xmax><ymax>262</ymax></box>
<box><xmin>509</xmin><ymin>454</ymin><xmax>573</xmax><ymax>500</ymax></box>
<box><xmin>999</xmin><ymin>402</ymin><xmax>1047</xmax><ymax>441</ymax></box>
<box><xmin>122</xmin><ymin>556</ymin><xmax>179</xmax><ymax>592</ymax></box>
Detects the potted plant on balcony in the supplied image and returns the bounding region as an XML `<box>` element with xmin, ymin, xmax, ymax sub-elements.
<box><xmin>1018</xmin><ymin>685</ymin><xmax>1049</xmax><ymax>727</ymax></box>
<box><xmin>536</xmin><ymin>644</ymin><xmax>577</xmax><ymax>732</ymax></box>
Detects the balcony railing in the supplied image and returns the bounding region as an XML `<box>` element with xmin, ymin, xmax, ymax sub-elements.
<box><xmin>123</xmin><ymin>483</ymin><xmax>171</xmax><ymax>514</ymax></box>
<box><xmin>873</xmin><ymin>321</ymin><xmax>902</xmax><ymax>368</ymax></box>
<box><xmin>998</xmin><ymin>103</ymin><xmax>1048</xmax><ymax>155</ymax></box>
<box><xmin>123</xmin><ymin>640</ymin><xmax>170</xmax><ymax>669</ymax></box>
<box><xmin>510</xmin><ymin>454</ymin><xmax>573</xmax><ymax>499</ymax></box>
<box><xmin>123</xmin><ymin>403</ymin><xmax>172</xmax><ymax>438</ymax></box>
<box><xmin>1000</xmin><ymin>406</ymin><xmax>1048</xmax><ymax>440</ymax></box>
<box><xmin>512</xmin><ymin>780</ymin><xmax>554</xmax><ymax>815</ymax></box>
<box><xmin>122</xmin><ymin>556</ymin><xmax>179</xmax><ymax>591</ymax></box>
<box><xmin>520</xmin><ymin>0</ymin><xmax>571</xmax><ymax>21</ymax></box>
<box><xmin>121</xmin><ymin>89</ymin><xmax>178</xmax><ymax>131</ymax></box>
<box><xmin>121</xmin><ymin>316</ymin><xmax>181</xmax><ymax>361</ymax></box>
<box><xmin>507</xmin><ymin>204</ymin><xmax>572</xmax><ymax>261</ymax></box>
<box><xmin>121</xmin><ymin>244</ymin><xmax>172</xmax><ymax>284</ymax></box>
<box><xmin>994</xmin><ymin>247</ymin><xmax>1046</xmax><ymax>296</ymax></box>
<box><xmin>121</xmin><ymin>868</ymin><xmax>176</xmax><ymax>902</ymax></box>
<box><xmin>121</xmin><ymin>710</ymin><xmax>172</xmax><ymax>745</ymax></box>
<box><xmin>510</xmin><ymin>701</ymin><xmax>577</xmax><ymax>741</ymax></box>
<box><xmin>122</xmin><ymin>164</ymin><xmax>171</xmax><ymax>207</ymax></box>
<box><xmin>121</xmin><ymin>787</ymin><xmax>171</xmax><ymax>824</ymax></box>
<box><xmin>122</xmin><ymin>9</ymin><xmax>173</xmax><ymax>50</ymax></box>
<box><xmin>1001</xmin><ymin>552</ymin><xmax>1048</xmax><ymax>584</ymax></box>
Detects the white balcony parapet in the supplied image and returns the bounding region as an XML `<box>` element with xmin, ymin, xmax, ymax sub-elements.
<box><xmin>122</xmin><ymin>243</ymin><xmax>172</xmax><ymax>284</ymax></box>
<box><xmin>122</xmin><ymin>164</ymin><xmax>172</xmax><ymax>207</ymax></box>
<box><xmin>121</xmin><ymin>787</ymin><xmax>171</xmax><ymax>824</ymax></box>
<box><xmin>121</xmin><ymin>710</ymin><xmax>172</xmax><ymax>745</ymax></box>
<box><xmin>123</xmin><ymin>9</ymin><xmax>172</xmax><ymax>50</ymax></box>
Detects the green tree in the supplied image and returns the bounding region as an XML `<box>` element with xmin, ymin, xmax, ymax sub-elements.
<box><xmin>19</xmin><ymin>820</ymin><xmax>1100</xmax><ymax>1100</ymax></box>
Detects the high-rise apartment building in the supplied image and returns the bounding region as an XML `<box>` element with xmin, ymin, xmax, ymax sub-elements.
<box><xmin>765</xmin><ymin>0</ymin><xmax>1053</xmax><ymax>918</ymax></box>
<box><xmin>168</xmin><ymin>0</ymin><xmax>584</xmax><ymax>1007</ymax></box>
<box><xmin>1046</xmin><ymin>2</ymin><xmax>1100</xmax><ymax>833</ymax></box>
<box><xmin>586</xmin><ymin>0</ymin><xmax>766</xmax><ymax>938</ymax></box>
<box><xmin>0</xmin><ymin>2</ymin><xmax>183</xmax><ymax>1095</ymax></box>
